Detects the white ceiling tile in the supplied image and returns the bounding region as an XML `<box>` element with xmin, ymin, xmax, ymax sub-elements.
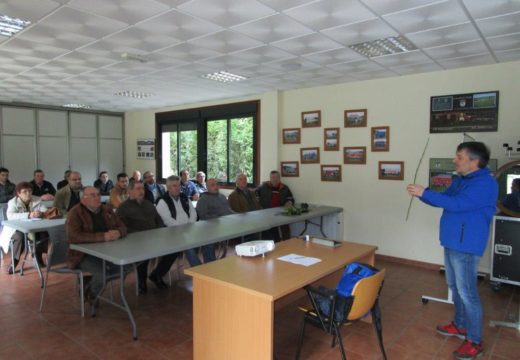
<box><xmin>188</xmin><ymin>30</ymin><xmax>264</xmax><ymax>53</ymax></box>
<box><xmin>197</xmin><ymin>54</ymin><xmax>257</xmax><ymax>69</ymax></box>
<box><xmin>487</xmin><ymin>33</ymin><xmax>520</xmax><ymax>52</ymax></box>
<box><xmin>302</xmin><ymin>47</ymin><xmax>365</xmax><ymax>65</ymax></box>
<box><xmin>351</xmin><ymin>68</ymin><xmax>397</xmax><ymax>80</ymax></box>
<box><xmin>153</xmin><ymin>0</ymin><xmax>192</xmax><ymax>7</ymax></box>
<box><xmin>257</xmin><ymin>0</ymin><xmax>315</xmax><ymax>11</ymax></box>
<box><xmin>476</xmin><ymin>12</ymin><xmax>520</xmax><ymax>38</ymax></box>
<box><xmin>68</xmin><ymin>0</ymin><xmax>170</xmax><ymax>24</ymax></box>
<box><xmin>18</xmin><ymin>27</ymin><xmax>96</xmax><ymax>50</ymax></box>
<box><xmin>284</xmin><ymin>0</ymin><xmax>375</xmax><ymax>31</ymax></box>
<box><xmin>391</xmin><ymin>61</ymin><xmax>442</xmax><ymax>75</ymax></box>
<box><xmin>495</xmin><ymin>48</ymin><xmax>520</xmax><ymax>62</ymax></box>
<box><xmin>103</xmin><ymin>27</ymin><xmax>182</xmax><ymax>52</ymax></box>
<box><xmin>438</xmin><ymin>53</ymin><xmax>496</xmax><ymax>69</ymax></box>
<box><xmin>424</xmin><ymin>40</ymin><xmax>489</xmax><ymax>60</ymax></box>
<box><xmin>272</xmin><ymin>33</ymin><xmax>343</xmax><ymax>56</ymax></box>
<box><xmin>322</xmin><ymin>18</ymin><xmax>398</xmax><ymax>46</ymax></box>
<box><xmin>0</xmin><ymin>38</ymin><xmax>69</xmax><ymax>59</ymax></box>
<box><xmin>327</xmin><ymin>59</ymin><xmax>383</xmax><ymax>73</ymax></box>
<box><xmin>232</xmin><ymin>45</ymin><xmax>296</xmax><ymax>65</ymax></box>
<box><xmin>134</xmin><ymin>9</ymin><xmax>222</xmax><ymax>42</ymax></box>
<box><xmin>265</xmin><ymin>58</ymin><xmax>321</xmax><ymax>72</ymax></box>
<box><xmin>156</xmin><ymin>42</ymin><xmax>223</xmax><ymax>62</ymax></box>
<box><xmin>178</xmin><ymin>0</ymin><xmax>275</xmax><ymax>27</ymax></box>
<box><xmin>384</xmin><ymin>0</ymin><xmax>469</xmax><ymax>34</ymax></box>
<box><xmin>0</xmin><ymin>0</ymin><xmax>62</xmax><ymax>22</ymax></box>
<box><xmin>462</xmin><ymin>0</ymin><xmax>520</xmax><ymax>20</ymax></box>
<box><xmin>236</xmin><ymin>64</ymin><xmax>285</xmax><ymax>78</ymax></box>
<box><xmin>232</xmin><ymin>13</ymin><xmax>314</xmax><ymax>43</ymax></box>
<box><xmin>406</xmin><ymin>22</ymin><xmax>480</xmax><ymax>48</ymax></box>
<box><xmin>372</xmin><ymin>50</ymin><xmax>432</xmax><ymax>67</ymax></box>
<box><xmin>361</xmin><ymin>0</ymin><xmax>444</xmax><ymax>15</ymax></box>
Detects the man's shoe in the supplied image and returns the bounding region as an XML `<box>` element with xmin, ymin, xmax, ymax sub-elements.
<box><xmin>453</xmin><ymin>340</ymin><xmax>484</xmax><ymax>359</ymax></box>
<box><xmin>437</xmin><ymin>322</ymin><xmax>467</xmax><ymax>340</ymax></box>
<box><xmin>148</xmin><ymin>273</ymin><xmax>167</xmax><ymax>289</ymax></box>
<box><xmin>81</xmin><ymin>276</ymin><xmax>92</xmax><ymax>302</ymax></box>
<box><xmin>138</xmin><ymin>281</ymin><xmax>148</xmax><ymax>295</ymax></box>
<box><xmin>7</xmin><ymin>264</ymin><xmax>14</xmax><ymax>275</ymax></box>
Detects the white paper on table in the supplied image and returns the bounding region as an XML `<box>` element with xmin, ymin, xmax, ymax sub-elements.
<box><xmin>277</xmin><ymin>253</ymin><xmax>322</xmax><ymax>267</ymax></box>
<box><xmin>20</xmin><ymin>218</ymin><xmax>43</xmax><ymax>222</ymax></box>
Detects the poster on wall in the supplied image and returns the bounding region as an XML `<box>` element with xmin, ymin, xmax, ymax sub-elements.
<box><xmin>430</xmin><ymin>91</ymin><xmax>499</xmax><ymax>133</ymax></box>
<box><xmin>137</xmin><ymin>138</ymin><xmax>155</xmax><ymax>160</ymax></box>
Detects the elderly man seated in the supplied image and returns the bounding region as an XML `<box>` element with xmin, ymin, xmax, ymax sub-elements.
<box><xmin>53</xmin><ymin>171</ymin><xmax>83</xmax><ymax>215</ymax></box>
<box><xmin>228</xmin><ymin>173</ymin><xmax>261</xmax><ymax>213</ymax></box>
<box><xmin>66</xmin><ymin>186</ymin><xmax>127</xmax><ymax>304</ymax></box>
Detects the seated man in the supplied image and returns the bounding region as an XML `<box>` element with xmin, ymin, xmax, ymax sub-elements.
<box><xmin>256</xmin><ymin>170</ymin><xmax>295</xmax><ymax>240</ymax></box>
<box><xmin>131</xmin><ymin>170</ymin><xmax>142</xmax><ymax>183</ymax></box>
<box><xmin>156</xmin><ymin>175</ymin><xmax>204</xmax><ymax>266</ymax></box>
<box><xmin>30</xmin><ymin>169</ymin><xmax>56</xmax><ymax>201</ymax></box>
<box><xmin>143</xmin><ymin>171</ymin><xmax>166</xmax><ymax>204</ymax></box>
<box><xmin>180</xmin><ymin>169</ymin><xmax>199</xmax><ymax>201</ymax></box>
<box><xmin>2</xmin><ymin>182</ymin><xmax>48</xmax><ymax>274</ymax></box>
<box><xmin>501</xmin><ymin>178</ymin><xmax>520</xmax><ymax>213</ymax></box>
<box><xmin>0</xmin><ymin>167</ymin><xmax>15</xmax><ymax>203</ymax></box>
<box><xmin>117</xmin><ymin>181</ymin><xmax>173</xmax><ymax>293</ymax></box>
<box><xmin>196</xmin><ymin>178</ymin><xmax>234</xmax><ymax>262</ymax></box>
<box><xmin>93</xmin><ymin>171</ymin><xmax>114</xmax><ymax>196</ymax></box>
<box><xmin>66</xmin><ymin>186</ymin><xmax>127</xmax><ymax>303</ymax></box>
<box><xmin>53</xmin><ymin>171</ymin><xmax>83</xmax><ymax>215</ymax></box>
<box><xmin>228</xmin><ymin>173</ymin><xmax>261</xmax><ymax>213</ymax></box>
<box><xmin>57</xmin><ymin>170</ymin><xmax>71</xmax><ymax>190</ymax></box>
<box><xmin>109</xmin><ymin>173</ymin><xmax>129</xmax><ymax>209</ymax></box>
<box><xmin>192</xmin><ymin>171</ymin><xmax>207</xmax><ymax>194</ymax></box>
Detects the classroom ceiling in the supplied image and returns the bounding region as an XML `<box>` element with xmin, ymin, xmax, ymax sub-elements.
<box><xmin>1</xmin><ymin>0</ymin><xmax>519</xmax><ymax>112</ymax></box>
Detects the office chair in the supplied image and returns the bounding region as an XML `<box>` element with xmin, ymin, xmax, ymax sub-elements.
<box><xmin>39</xmin><ymin>226</ymin><xmax>88</xmax><ymax>317</ymax></box>
<box><xmin>295</xmin><ymin>268</ymin><xmax>387</xmax><ymax>360</ymax></box>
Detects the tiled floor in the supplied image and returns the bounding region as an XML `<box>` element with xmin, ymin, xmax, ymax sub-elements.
<box><xmin>0</xmin><ymin>254</ymin><xmax>519</xmax><ymax>360</ymax></box>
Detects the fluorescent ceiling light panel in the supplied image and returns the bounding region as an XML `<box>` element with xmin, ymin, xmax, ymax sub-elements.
<box><xmin>202</xmin><ymin>71</ymin><xmax>247</xmax><ymax>83</ymax></box>
<box><xmin>115</xmin><ymin>90</ymin><xmax>154</xmax><ymax>99</ymax></box>
<box><xmin>349</xmin><ymin>36</ymin><xmax>417</xmax><ymax>58</ymax></box>
<box><xmin>63</xmin><ymin>103</ymin><xmax>92</xmax><ymax>109</ymax></box>
<box><xmin>0</xmin><ymin>14</ymin><xmax>31</xmax><ymax>37</ymax></box>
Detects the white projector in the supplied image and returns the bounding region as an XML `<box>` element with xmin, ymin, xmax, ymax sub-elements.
<box><xmin>235</xmin><ymin>240</ymin><xmax>275</xmax><ymax>257</ymax></box>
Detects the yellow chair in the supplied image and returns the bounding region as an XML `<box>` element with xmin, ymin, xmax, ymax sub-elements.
<box><xmin>295</xmin><ymin>267</ymin><xmax>387</xmax><ymax>360</ymax></box>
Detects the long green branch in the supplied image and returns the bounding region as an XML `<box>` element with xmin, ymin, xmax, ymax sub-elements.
<box><xmin>406</xmin><ymin>137</ymin><xmax>430</xmax><ymax>221</ymax></box>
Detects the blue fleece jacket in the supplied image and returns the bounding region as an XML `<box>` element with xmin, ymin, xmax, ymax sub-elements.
<box><xmin>419</xmin><ymin>167</ymin><xmax>498</xmax><ymax>256</ymax></box>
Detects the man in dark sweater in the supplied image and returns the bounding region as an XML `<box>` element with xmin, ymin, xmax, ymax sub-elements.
<box><xmin>30</xmin><ymin>169</ymin><xmax>56</xmax><ymax>201</ymax></box>
<box><xmin>116</xmin><ymin>180</ymin><xmax>177</xmax><ymax>293</ymax></box>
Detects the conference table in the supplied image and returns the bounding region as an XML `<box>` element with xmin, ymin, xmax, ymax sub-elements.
<box><xmin>185</xmin><ymin>238</ymin><xmax>377</xmax><ymax>360</ymax></box>
<box><xmin>69</xmin><ymin>204</ymin><xmax>342</xmax><ymax>339</ymax></box>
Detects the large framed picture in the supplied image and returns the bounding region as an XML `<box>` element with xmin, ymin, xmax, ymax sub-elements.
<box><xmin>344</xmin><ymin>146</ymin><xmax>366</xmax><ymax>164</ymax></box>
<box><xmin>281</xmin><ymin>161</ymin><xmax>299</xmax><ymax>177</ymax></box>
<box><xmin>371</xmin><ymin>126</ymin><xmax>389</xmax><ymax>152</ymax></box>
<box><xmin>321</xmin><ymin>165</ymin><xmax>342</xmax><ymax>182</ymax></box>
<box><xmin>324</xmin><ymin>127</ymin><xmax>340</xmax><ymax>151</ymax></box>
<box><xmin>344</xmin><ymin>109</ymin><xmax>367</xmax><ymax>127</ymax></box>
<box><xmin>301</xmin><ymin>110</ymin><xmax>321</xmax><ymax>128</ymax></box>
<box><xmin>300</xmin><ymin>147</ymin><xmax>320</xmax><ymax>164</ymax></box>
<box><xmin>379</xmin><ymin>161</ymin><xmax>404</xmax><ymax>180</ymax></box>
<box><xmin>282</xmin><ymin>128</ymin><xmax>301</xmax><ymax>144</ymax></box>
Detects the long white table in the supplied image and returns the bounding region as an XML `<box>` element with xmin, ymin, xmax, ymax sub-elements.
<box><xmin>69</xmin><ymin>204</ymin><xmax>343</xmax><ymax>339</ymax></box>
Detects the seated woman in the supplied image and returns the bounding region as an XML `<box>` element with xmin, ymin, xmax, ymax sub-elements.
<box><xmin>2</xmin><ymin>182</ymin><xmax>48</xmax><ymax>274</ymax></box>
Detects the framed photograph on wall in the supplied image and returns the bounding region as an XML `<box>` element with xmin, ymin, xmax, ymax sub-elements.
<box><xmin>344</xmin><ymin>146</ymin><xmax>366</xmax><ymax>164</ymax></box>
<box><xmin>371</xmin><ymin>126</ymin><xmax>389</xmax><ymax>152</ymax></box>
<box><xmin>321</xmin><ymin>165</ymin><xmax>342</xmax><ymax>182</ymax></box>
<box><xmin>301</xmin><ymin>110</ymin><xmax>321</xmax><ymax>128</ymax></box>
<box><xmin>300</xmin><ymin>147</ymin><xmax>320</xmax><ymax>164</ymax></box>
<box><xmin>324</xmin><ymin>127</ymin><xmax>340</xmax><ymax>151</ymax></box>
<box><xmin>344</xmin><ymin>109</ymin><xmax>367</xmax><ymax>127</ymax></box>
<box><xmin>379</xmin><ymin>161</ymin><xmax>404</xmax><ymax>180</ymax></box>
<box><xmin>281</xmin><ymin>161</ymin><xmax>299</xmax><ymax>177</ymax></box>
<box><xmin>282</xmin><ymin>128</ymin><xmax>301</xmax><ymax>144</ymax></box>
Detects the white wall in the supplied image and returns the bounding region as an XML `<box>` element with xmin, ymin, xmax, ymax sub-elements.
<box><xmin>125</xmin><ymin>61</ymin><xmax>520</xmax><ymax>266</ymax></box>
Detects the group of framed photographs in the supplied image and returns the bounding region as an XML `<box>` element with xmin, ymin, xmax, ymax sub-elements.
<box><xmin>281</xmin><ymin>109</ymin><xmax>402</xmax><ymax>181</ymax></box>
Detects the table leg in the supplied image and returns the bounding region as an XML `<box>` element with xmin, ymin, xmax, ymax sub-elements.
<box><xmin>119</xmin><ymin>265</ymin><xmax>138</xmax><ymax>340</ymax></box>
<box><xmin>298</xmin><ymin>217</ymin><xmax>327</xmax><ymax>238</ymax></box>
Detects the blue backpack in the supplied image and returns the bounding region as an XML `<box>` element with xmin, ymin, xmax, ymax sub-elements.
<box><xmin>316</xmin><ymin>262</ymin><xmax>378</xmax><ymax>322</ymax></box>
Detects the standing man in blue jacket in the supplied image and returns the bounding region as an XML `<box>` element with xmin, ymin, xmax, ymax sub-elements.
<box><xmin>407</xmin><ymin>142</ymin><xmax>497</xmax><ymax>360</ymax></box>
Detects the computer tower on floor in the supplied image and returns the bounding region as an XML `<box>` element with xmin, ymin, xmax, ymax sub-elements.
<box><xmin>491</xmin><ymin>216</ymin><xmax>520</xmax><ymax>286</ymax></box>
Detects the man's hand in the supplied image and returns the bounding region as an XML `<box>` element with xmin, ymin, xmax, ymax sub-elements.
<box><xmin>104</xmin><ymin>230</ymin><xmax>121</xmax><ymax>241</ymax></box>
<box><xmin>29</xmin><ymin>211</ymin><xmax>42</xmax><ymax>219</ymax></box>
<box><xmin>192</xmin><ymin>192</ymin><xmax>200</xmax><ymax>201</ymax></box>
<box><xmin>407</xmin><ymin>184</ymin><xmax>425</xmax><ymax>197</ymax></box>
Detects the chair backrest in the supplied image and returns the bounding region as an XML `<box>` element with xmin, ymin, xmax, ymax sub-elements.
<box><xmin>0</xmin><ymin>203</ymin><xmax>7</xmax><ymax>225</ymax></box>
<box><xmin>347</xmin><ymin>268</ymin><xmax>385</xmax><ymax>321</ymax></box>
<box><xmin>46</xmin><ymin>226</ymin><xmax>69</xmax><ymax>268</ymax></box>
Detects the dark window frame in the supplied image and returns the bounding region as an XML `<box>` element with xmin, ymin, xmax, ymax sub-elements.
<box><xmin>155</xmin><ymin>100</ymin><xmax>260</xmax><ymax>188</ymax></box>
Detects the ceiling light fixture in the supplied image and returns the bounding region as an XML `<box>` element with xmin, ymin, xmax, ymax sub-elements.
<box><xmin>0</xmin><ymin>13</ymin><xmax>31</xmax><ymax>37</ymax></box>
<box><xmin>114</xmin><ymin>90</ymin><xmax>154</xmax><ymax>99</ymax></box>
<box><xmin>62</xmin><ymin>103</ymin><xmax>92</xmax><ymax>109</ymax></box>
<box><xmin>120</xmin><ymin>52</ymin><xmax>148</xmax><ymax>63</ymax></box>
<box><xmin>349</xmin><ymin>35</ymin><xmax>417</xmax><ymax>58</ymax></box>
<box><xmin>202</xmin><ymin>71</ymin><xmax>247</xmax><ymax>83</ymax></box>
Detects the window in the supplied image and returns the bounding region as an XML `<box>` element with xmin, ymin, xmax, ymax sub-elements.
<box><xmin>156</xmin><ymin>101</ymin><xmax>259</xmax><ymax>186</ymax></box>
